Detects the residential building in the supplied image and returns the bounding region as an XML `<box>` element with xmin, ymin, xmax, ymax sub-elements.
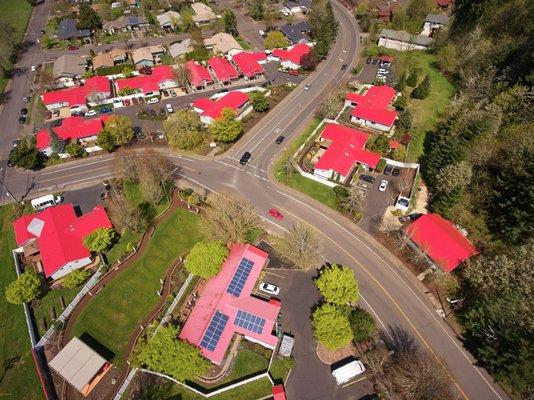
<box><xmin>279</xmin><ymin>21</ymin><xmax>311</xmax><ymax>44</ymax></box>
<box><xmin>404</xmin><ymin>214</ymin><xmax>478</xmax><ymax>272</ymax></box>
<box><xmin>131</xmin><ymin>45</ymin><xmax>166</xmax><ymax>67</ymax></box>
<box><xmin>49</xmin><ymin>337</ymin><xmax>112</xmax><ymax>396</ymax></box>
<box><xmin>13</xmin><ymin>204</ymin><xmax>113</xmax><ymax>280</ymax></box>
<box><xmin>421</xmin><ymin>13</ymin><xmax>450</xmax><ymax>36</ymax></box>
<box><xmin>231</xmin><ymin>52</ymin><xmax>267</xmax><ymax>80</ymax></box>
<box><xmin>208</xmin><ymin>57</ymin><xmax>239</xmax><ymax>85</ymax></box>
<box><xmin>115</xmin><ymin>65</ymin><xmax>178</xmax><ymax>96</ymax></box>
<box><xmin>271</xmin><ymin>43</ymin><xmax>312</xmax><ymax>70</ymax></box>
<box><xmin>53</xmin><ymin>54</ymin><xmax>87</xmax><ymax>86</ymax></box>
<box><xmin>186</xmin><ymin>61</ymin><xmax>213</xmax><ymax>90</ymax></box>
<box><xmin>204</xmin><ymin>33</ymin><xmax>243</xmax><ymax>55</ymax></box>
<box><xmin>179</xmin><ymin>244</ymin><xmax>281</xmax><ymax>365</ymax></box>
<box><xmin>191</xmin><ymin>2</ymin><xmax>217</xmax><ymax>26</ymax></box>
<box><xmin>41</xmin><ymin>76</ymin><xmax>111</xmax><ymax>111</ymax></box>
<box><xmin>169</xmin><ymin>39</ymin><xmax>192</xmax><ymax>59</ymax></box>
<box><xmin>192</xmin><ymin>91</ymin><xmax>250</xmax><ymax>124</ymax></box>
<box><xmin>346</xmin><ymin>85</ymin><xmax>398</xmax><ymax>132</ymax></box>
<box><xmin>92</xmin><ymin>49</ymin><xmax>128</xmax><ymax>70</ymax></box>
<box><xmin>156</xmin><ymin>10</ymin><xmax>181</xmax><ymax>30</ymax></box>
<box><xmin>282</xmin><ymin>1</ymin><xmax>303</xmax><ymax>15</ymax></box>
<box><xmin>102</xmin><ymin>15</ymin><xmax>150</xmax><ymax>34</ymax></box>
<box><xmin>314</xmin><ymin>123</ymin><xmax>381</xmax><ymax>183</ymax></box>
<box><xmin>378</xmin><ymin>29</ymin><xmax>433</xmax><ymax>51</ymax></box>
<box><xmin>58</xmin><ymin>18</ymin><xmax>91</xmax><ymax>40</ymax></box>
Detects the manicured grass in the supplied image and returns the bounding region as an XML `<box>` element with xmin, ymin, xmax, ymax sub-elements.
<box><xmin>269</xmin><ymin>356</ymin><xmax>294</xmax><ymax>382</ymax></box>
<box><xmin>0</xmin><ymin>0</ymin><xmax>32</xmax><ymax>93</ymax></box>
<box><xmin>169</xmin><ymin>377</ymin><xmax>272</xmax><ymax>400</ymax></box>
<box><xmin>275</xmin><ymin>118</ymin><xmax>339</xmax><ymax>210</ymax></box>
<box><xmin>123</xmin><ymin>180</ymin><xmax>171</xmax><ymax>216</ymax></box>
<box><xmin>236</xmin><ymin>36</ymin><xmax>252</xmax><ymax>50</ymax></box>
<box><xmin>33</xmin><ymin>287</ymin><xmax>78</xmax><ymax>337</ymax></box>
<box><xmin>0</xmin><ymin>205</ymin><xmax>44</xmax><ymax>400</ymax></box>
<box><xmin>105</xmin><ymin>228</ymin><xmax>142</xmax><ymax>266</ymax></box>
<box><xmin>71</xmin><ymin>208</ymin><xmax>204</xmax><ymax>366</ymax></box>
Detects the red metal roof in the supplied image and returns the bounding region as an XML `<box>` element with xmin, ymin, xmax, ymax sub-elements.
<box><xmin>13</xmin><ymin>204</ymin><xmax>112</xmax><ymax>277</ymax></box>
<box><xmin>41</xmin><ymin>76</ymin><xmax>110</xmax><ymax>106</ymax></box>
<box><xmin>115</xmin><ymin>65</ymin><xmax>175</xmax><ymax>95</ymax></box>
<box><xmin>272</xmin><ymin>43</ymin><xmax>311</xmax><ymax>65</ymax></box>
<box><xmin>192</xmin><ymin>91</ymin><xmax>249</xmax><ymax>120</ymax></box>
<box><xmin>315</xmin><ymin>123</ymin><xmax>381</xmax><ymax>175</ymax></box>
<box><xmin>208</xmin><ymin>57</ymin><xmax>239</xmax><ymax>82</ymax></box>
<box><xmin>347</xmin><ymin>85</ymin><xmax>398</xmax><ymax>127</ymax></box>
<box><xmin>179</xmin><ymin>244</ymin><xmax>281</xmax><ymax>365</ymax></box>
<box><xmin>232</xmin><ymin>51</ymin><xmax>266</xmax><ymax>77</ymax></box>
<box><xmin>36</xmin><ymin>129</ymin><xmax>51</xmax><ymax>150</ymax></box>
<box><xmin>52</xmin><ymin>116</ymin><xmax>108</xmax><ymax>141</ymax></box>
<box><xmin>273</xmin><ymin>384</ymin><xmax>287</xmax><ymax>400</ymax></box>
<box><xmin>404</xmin><ymin>214</ymin><xmax>478</xmax><ymax>272</ymax></box>
<box><xmin>186</xmin><ymin>61</ymin><xmax>213</xmax><ymax>88</ymax></box>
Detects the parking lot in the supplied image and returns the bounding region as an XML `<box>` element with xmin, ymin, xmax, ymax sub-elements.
<box><xmin>356</xmin><ymin>57</ymin><xmax>395</xmax><ymax>85</ymax></box>
<box><xmin>61</xmin><ymin>182</ymin><xmax>107</xmax><ymax>214</ymax></box>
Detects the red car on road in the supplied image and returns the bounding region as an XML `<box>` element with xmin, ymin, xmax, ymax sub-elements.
<box><xmin>269</xmin><ymin>208</ymin><xmax>284</xmax><ymax>220</ymax></box>
<box><xmin>67</xmin><ymin>45</ymin><xmax>79</xmax><ymax>51</ymax></box>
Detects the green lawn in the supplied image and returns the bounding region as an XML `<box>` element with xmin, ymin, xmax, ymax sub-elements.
<box><xmin>0</xmin><ymin>205</ymin><xmax>43</xmax><ymax>400</ymax></box>
<box><xmin>236</xmin><ymin>36</ymin><xmax>252</xmax><ymax>50</ymax></box>
<box><xmin>105</xmin><ymin>228</ymin><xmax>142</xmax><ymax>266</ymax></box>
<box><xmin>71</xmin><ymin>208</ymin><xmax>204</xmax><ymax>366</ymax></box>
<box><xmin>269</xmin><ymin>356</ymin><xmax>294</xmax><ymax>382</ymax></box>
<box><xmin>33</xmin><ymin>287</ymin><xmax>78</xmax><ymax>337</ymax></box>
<box><xmin>275</xmin><ymin>118</ymin><xmax>339</xmax><ymax>210</ymax></box>
<box><xmin>0</xmin><ymin>0</ymin><xmax>33</xmax><ymax>93</ymax></box>
<box><xmin>169</xmin><ymin>377</ymin><xmax>272</xmax><ymax>400</ymax></box>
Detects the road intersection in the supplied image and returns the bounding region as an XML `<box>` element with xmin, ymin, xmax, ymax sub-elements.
<box><xmin>0</xmin><ymin>1</ymin><xmax>509</xmax><ymax>399</ymax></box>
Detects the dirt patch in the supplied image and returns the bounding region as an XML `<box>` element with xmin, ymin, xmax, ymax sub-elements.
<box><xmin>316</xmin><ymin>340</ymin><xmax>373</xmax><ymax>365</ymax></box>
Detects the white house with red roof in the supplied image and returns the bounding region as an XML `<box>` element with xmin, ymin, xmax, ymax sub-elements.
<box><xmin>346</xmin><ymin>85</ymin><xmax>398</xmax><ymax>132</ymax></box>
<box><xmin>271</xmin><ymin>43</ymin><xmax>312</xmax><ymax>69</ymax></box>
<box><xmin>13</xmin><ymin>204</ymin><xmax>113</xmax><ymax>281</ymax></box>
<box><xmin>35</xmin><ymin>116</ymin><xmax>109</xmax><ymax>155</ymax></box>
<box><xmin>192</xmin><ymin>91</ymin><xmax>250</xmax><ymax>124</ymax></box>
<box><xmin>186</xmin><ymin>60</ymin><xmax>214</xmax><ymax>90</ymax></box>
<box><xmin>207</xmin><ymin>57</ymin><xmax>239</xmax><ymax>85</ymax></box>
<box><xmin>41</xmin><ymin>76</ymin><xmax>111</xmax><ymax>111</ymax></box>
<box><xmin>231</xmin><ymin>52</ymin><xmax>267</xmax><ymax>80</ymax></box>
<box><xmin>114</xmin><ymin>65</ymin><xmax>178</xmax><ymax>97</ymax></box>
<box><xmin>179</xmin><ymin>244</ymin><xmax>281</xmax><ymax>365</ymax></box>
<box><xmin>314</xmin><ymin>123</ymin><xmax>381</xmax><ymax>183</ymax></box>
<box><xmin>404</xmin><ymin>214</ymin><xmax>478</xmax><ymax>272</ymax></box>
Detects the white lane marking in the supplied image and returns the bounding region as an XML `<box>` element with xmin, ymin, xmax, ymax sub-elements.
<box><xmin>38</xmin><ymin>172</ymin><xmax>115</xmax><ymax>192</ymax></box>
<box><xmin>40</xmin><ymin>157</ymin><xmax>113</xmax><ymax>175</ymax></box>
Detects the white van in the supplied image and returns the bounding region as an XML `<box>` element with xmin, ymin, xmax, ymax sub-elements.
<box><xmin>31</xmin><ymin>194</ymin><xmax>62</xmax><ymax>211</ymax></box>
<box><xmin>331</xmin><ymin>359</ymin><xmax>365</xmax><ymax>385</ymax></box>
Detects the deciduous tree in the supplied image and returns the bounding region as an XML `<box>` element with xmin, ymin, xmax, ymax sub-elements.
<box><xmin>222</xmin><ymin>9</ymin><xmax>237</xmax><ymax>35</ymax></box>
<box><xmin>164</xmin><ymin>110</ymin><xmax>206</xmax><ymax>150</ymax></box>
<box><xmin>434</xmin><ymin>161</ymin><xmax>472</xmax><ymax>193</ymax></box>
<box><xmin>349</xmin><ymin>307</ymin><xmax>377</xmax><ymax>343</ymax></box>
<box><xmin>97</xmin><ymin>129</ymin><xmax>117</xmax><ymax>152</ymax></box>
<box><xmin>316</xmin><ymin>88</ymin><xmax>345</xmax><ymax>119</ymax></box>
<box><xmin>264</xmin><ymin>31</ymin><xmax>288</xmax><ymax>49</ymax></box>
<box><xmin>314</xmin><ymin>264</ymin><xmax>359</xmax><ymax>305</ymax></box>
<box><xmin>77</xmin><ymin>3</ymin><xmax>102</xmax><ymax>30</ymax></box>
<box><xmin>311</xmin><ymin>303</ymin><xmax>353</xmax><ymax>350</ymax></box>
<box><xmin>274</xmin><ymin>223</ymin><xmax>321</xmax><ymax>270</ymax></box>
<box><xmin>62</xmin><ymin>269</ymin><xmax>91</xmax><ymax>289</ymax></box>
<box><xmin>65</xmin><ymin>141</ymin><xmax>85</xmax><ymax>158</ymax></box>
<box><xmin>5</xmin><ymin>271</ymin><xmax>43</xmax><ymax>304</ymax></box>
<box><xmin>209</xmin><ymin>108</ymin><xmax>243</xmax><ymax>143</ymax></box>
<box><xmin>84</xmin><ymin>228</ymin><xmax>117</xmax><ymax>253</ymax></box>
<box><xmin>185</xmin><ymin>241</ymin><xmax>229</xmax><ymax>278</ymax></box>
<box><xmin>10</xmin><ymin>137</ymin><xmax>42</xmax><ymax>169</ymax></box>
<box><xmin>250</xmin><ymin>92</ymin><xmax>270</xmax><ymax>112</ymax></box>
<box><xmin>103</xmin><ymin>115</ymin><xmax>134</xmax><ymax>145</ymax></box>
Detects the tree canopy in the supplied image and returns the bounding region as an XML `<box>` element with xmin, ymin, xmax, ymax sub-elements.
<box><xmin>77</xmin><ymin>3</ymin><xmax>102</xmax><ymax>30</ymax></box>
<box><xmin>311</xmin><ymin>303</ymin><xmax>353</xmax><ymax>350</ymax></box>
<box><xmin>10</xmin><ymin>137</ymin><xmax>42</xmax><ymax>169</ymax></box>
<box><xmin>62</xmin><ymin>269</ymin><xmax>91</xmax><ymax>289</ymax></box>
<box><xmin>274</xmin><ymin>223</ymin><xmax>321</xmax><ymax>270</ymax></box>
<box><xmin>5</xmin><ymin>271</ymin><xmax>43</xmax><ymax>304</ymax></box>
<box><xmin>250</xmin><ymin>92</ymin><xmax>270</xmax><ymax>112</ymax></box>
<box><xmin>185</xmin><ymin>241</ymin><xmax>229</xmax><ymax>278</ymax></box>
<box><xmin>349</xmin><ymin>307</ymin><xmax>377</xmax><ymax>343</ymax></box>
<box><xmin>222</xmin><ymin>9</ymin><xmax>237</xmax><ymax>35</ymax></box>
<box><xmin>163</xmin><ymin>110</ymin><xmax>206</xmax><ymax>150</ymax></box>
<box><xmin>314</xmin><ymin>264</ymin><xmax>359</xmax><ymax>305</ymax></box>
<box><xmin>83</xmin><ymin>228</ymin><xmax>117</xmax><ymax>253</ymax></box>
<box><xmin>102</xmin><ymin>115</ymin><xmax>134</xmax><ymax>146</ymax></box>
<box><xmin>209</xmin><ymin>108</ymin><xmax>243</xmax><ymax>143</ymax></box>
<box><xmin>264</xmin><ymin>31</ymin><xmax>288</xmax><ymax>50</ymax></box>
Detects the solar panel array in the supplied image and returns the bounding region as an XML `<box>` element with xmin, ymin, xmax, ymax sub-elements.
<box><xmin>200</xmin><ymin>311</ymin><xmax>229</xmax><ymax>351</ymax></box>
<box><xmin>226</xmin><ymin>258</ymin><xmax>254</xmax><ymax>296</ymax></box>
<box><xmin>234</xmin><ymin>310</ymin><xmax>266</xmax><ymax>334</ymax></box>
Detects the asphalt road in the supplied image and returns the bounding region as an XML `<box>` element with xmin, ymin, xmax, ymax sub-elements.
<box><xmin>0</xmin><ymin>2</ymin><xmax>510</xmax><ymax>400</ymax></box>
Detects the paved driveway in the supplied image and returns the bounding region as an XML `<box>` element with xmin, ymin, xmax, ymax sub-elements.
<box><xmin>358</xmin><ymin>172</ymin><xmax>398</xmax><ymax>233</ymax></box>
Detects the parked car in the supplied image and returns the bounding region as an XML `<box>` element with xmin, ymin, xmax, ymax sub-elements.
<box><xmin>378</xmin><ymin>180</ymin><xmax>389</xmax><ymax>192</ymax></box>
<box><xmin>147</xmin><ymin>97</ymin><xmax>159</xmax><ymax>104</ymax></box>
<box><xmin>391</xmin><ymin>168</ymin><xmax>400</xmax><ymax>176</ymax></box>
<box><xmin>7</xmin><ymin>150</ymin><xmax>15</xmax><ymax>167</ymax></box>
<box><xmin>359</xmin><ymin>174</ymin><xmax>375</xmax><ymax>183</ymax></box>
<box><xmin>67</xmin><ymin>45</ymin><xmax>78</xmax><ymax>51</ymax></box>
<box><xmin>52</xmin><ymin>109</ymin><xmax>60</xmax><ymax>117</ymax></box>
<box><xmin>275</xmin><ymin>135</ymin><xmax>285</xmax><ymax>144</ymax></box>
<box><xmin>259</xmin><ymin>29</ymin><xmax>266</xmax><ymax>37</ymax></box>
<box><xmin>133</xmin><ymin>126</ymin><xmax>145</xmax><ymax>139</ymax></box>
<box><xmin>304</xmin><ymin>84</ymin><xmax>311</xmax><ymax>91</ymax></box>
<box><xmin>156</xmin><ymin>130</ymin><xmax>165</xmax><ymax>139</ymax></box>
<box><xmin>259</xmin><ymin>282</ymin><xmax>280</xmax><ymax>296</ymax></box>
<box><xmin>341</xmin><ymin>64</ymin><xmax>348</xmax><ymax>70</ymax></box>
<box><xmin>288</xmin><ymin>69</ymin><xmax>299</xmax><ymax>76</ymax></box>
<box><xmin>85</xmin><ymin>109</ymin><xmax>98</xmax><ymax>117</ymax></box>
<box><xmin>30</xmin><ymin>65</ymin><xmax>37</xmax><ymax>72</ymax></box>
<box><xmin>18</xmin><ymin>115</ymin><xmax>26</xmax><ymax>124</ymax></box>
<box><xmin>169</xmin><ymin>90</ymin><xmax>177</xmax><ymax>97</ymax></box>
<box><xmin>383</xmin><ymin>165</ymin><xmax>393</xmax><ymax>175</ymax></box>
<box><xmin>123</xmin><ymin>99</ymin><xmax>131</xmax><ymax>106</ymax></box>
<box><xmin>100</xmin><ymin>106</ymin><xmax>112</xmax><ymax>113</ymax></box>
<box><xmin>23</xmin><ymin>96</ymin><xmax>31</xmax><ymax>103</ymax></box>
<box><xmin>269</xmin><ymin>208</ymin><xmax>284</xmax><ymax>220</ymax></box>
<box><xmin>239</xmin><ymin>151</ymin><xmax>251</xmax><ymax>165</ymax></box>
<box><xmin>398</xmin><ymin>213</ymin><xmax>422</xmax><ymax>223</ymax></box>
<box><xmin>12</xmin><ymin>139</ymin><xmax>20</xmax><ymax>147</ymax></box>
<box><xmin>20</xmin><ymin>108</ymin><xmax>28</xmax><ymax>116</ymax></box>
<box><xmin>166</xmin><ymin>103</ymin><xmax>174</xmax><ymax>113</ymax></box>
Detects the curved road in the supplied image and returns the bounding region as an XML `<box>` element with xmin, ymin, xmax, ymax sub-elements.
<box><xmin>2</xmin><ymin>2</ymin><xmax>508</xmax><ymax>400</ymax></box>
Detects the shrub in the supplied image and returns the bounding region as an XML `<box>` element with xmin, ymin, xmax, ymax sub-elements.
<box><xmin>375</xmin><ymin>159</ymin><xmax>386</xmax><ymax>172</ymax></box>
<box><xmin>62</xmin><ymin>269</ymin><xmax>92</xmax><ymax>289</ymax></box>
<box><xmin>349</xmin><ymin>307</ymin><xmax>377</xmax><ymax>343</ymax></box>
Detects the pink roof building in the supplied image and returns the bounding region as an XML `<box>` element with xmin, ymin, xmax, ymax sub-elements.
<box><xmin>404</xmin><ymin>214</ymin><xmax>478</xmax><ymax>272</ymax></box>
<box><xmin>314</xmin><ymin>123</ymin><xmax>381</xmax><ymax>182</ymax></box>
<box><xmin>13</xmin><ymin>204</ymin><xmax>113</xmax><ymax>280</ymax></box>
<box><xmin>346</xmin><ymin>85</ymin><xmax>398</xmax><ymax>132</ymax></box>
<box><xmin>35</xmin><ymin>129</ymin><xmax>52</xmax><ymax>153</ymax></box>
<box><xmin>41</xmin><ymin>76</ymin><xmax>111</xmax><ymax>110</ymax></box>
<box><xmin>192</xmin><ymin>91</ymin><xmax>249</xmax><ymax>123</ymax></box>
<box><xmin>207</xmin><ymin>57</ymin><xmax>239</xmax><ymax>83</ymax></box>
<box><xmin>272</xmin><ymin>43</ymin><xmax>311</xmax><ymax>69</ymax></box>
<box><xmin>186</xmin><ymin>61</ymin><xmax>213</xmax><ymax>89</ymax></box>
<box><xmin>179</xmin><ymin>244</ymin><xmax>281</xmax><ymax>365</ymax></box>
<box><xmin>115</xmin><ymin>65</ymin><xmax>177</xmax><ymax>95</ymax></box>
<box><xmin>232</xmin><ymin>52</ymin><xmax>266</xmax><ymax>78</ymax></box>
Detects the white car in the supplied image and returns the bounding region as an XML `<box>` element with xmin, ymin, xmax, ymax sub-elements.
<box><xmin>304</xmin><ymin>84</ymin><xmax>311</xmax><ymax>91</ymax></box>
<box><xmin>166</xmin><ymin>103</ymin><xmax>174</xmax><ymax>113</ymax></box>
<box><xmin>85</xmin><ymin>110</ymin><xmax>98</xmax><ymax>117</ymax></box>
<box><xmin>31</xmin><ymin>65</ymin><xmax>37</xmax><ymax>72</ymax></box>
<box><xmin>258</xmin><ymin>282</ymin><xmax>280</xmax><ymax>296</ymax></box>
<box><xmin>147</xmin><ymin>97</ymin><xmax>159</xmax><ymax>104</ymax></box>
<box><xmin>378</xmin><ymin>180</ymin><xmax>388</xmax><ymax>192</ymax></box>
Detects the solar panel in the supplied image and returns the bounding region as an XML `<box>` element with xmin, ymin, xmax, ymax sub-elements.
<box><xmin>226</xmin><ymin>258</ymin><xmax>254</xmax><ymax>297</ymax></box>
<box><xmin>130</xmin><ymin>16</ymin><xmax>139</xmax><ymax>25</ymax></box>
<box><xmin>234</xmin><ymin>310</ymin><xmax>266</xmax><ymax>334</ymax></box>
<box><xmin>200</xmin><ymin>311</ymin><xmax>229</xmax><ymax>351</ymax></box>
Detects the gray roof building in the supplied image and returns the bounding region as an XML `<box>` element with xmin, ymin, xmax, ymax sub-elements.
<box><xmin>58</xmin><ymin>18</ymin><xmax>90</xmax><ymax>40</ymax></box>
<box><xmin>169</xmin><ymin>39</ymin><xmax>192</xmax><ymax>58</ymax></box>
<box><xmin>279</xmin><ymin>21</ymin><xmax>311</xmax><ymax>44</ymax></box>
<box><xmin>379</xmin><ymin>29</ymin><xmax>433</xmax><ymax>46</ymax></box>
<box><xmin>425</xmin><ymin>13</ymin><xmax>450</xmax><ymax>25</ymax></box>
<box><xmin>53</xmin><ymin>54</ymin><xmax>87</xmax><ymax>78</ymax></box>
